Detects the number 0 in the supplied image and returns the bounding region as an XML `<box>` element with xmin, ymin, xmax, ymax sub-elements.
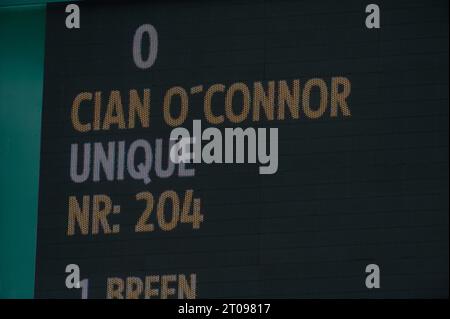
<box><xmin>133</xmin><ymin>24</ymin><xmax>158</xmax><ymax>69</ymax></box>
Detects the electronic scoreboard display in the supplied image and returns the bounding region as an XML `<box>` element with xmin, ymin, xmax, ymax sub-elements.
<box><xmin>4</xmin><ymin>0</ymin><xmax>448</xmax><ymax>299</ymax></box>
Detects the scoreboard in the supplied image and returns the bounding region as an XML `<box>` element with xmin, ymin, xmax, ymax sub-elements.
<box><xmin>33</xmin><ymin>0</ymin><xmax>448</xmax><ymax>298</ymax></box>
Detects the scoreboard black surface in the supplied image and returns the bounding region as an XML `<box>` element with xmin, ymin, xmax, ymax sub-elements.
<box><xmin>34</xmin><ymin>0</ymin><xmax>449</xmax><ymax>298</ymax></box>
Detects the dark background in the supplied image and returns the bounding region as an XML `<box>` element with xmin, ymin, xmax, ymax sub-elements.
<box><xmin>35</xmin><ymin>0</ymin><xmax>449</xmax><ymax>298</ymax></box>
